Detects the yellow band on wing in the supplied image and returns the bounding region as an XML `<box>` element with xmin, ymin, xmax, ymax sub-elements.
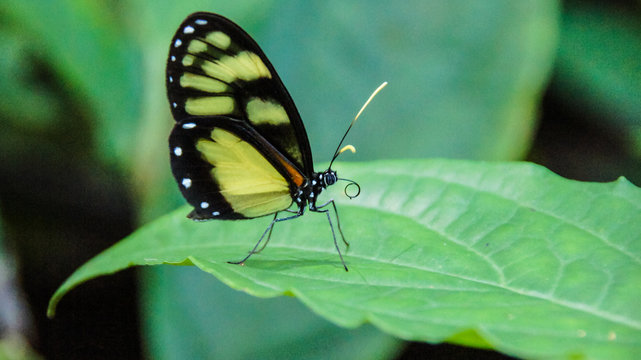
<box><xmin>185</xmin><ymin>96</ymin><xmax>235</xmax><ymax>115</ymax></box>
<box><xmin>196</xmin><ymin>128</ymin><xmax>292</xmax><ymax>217</ymax></box>
<box><xmin>245</xmin><ymin>97</ymin><xmax>290</xmax><ymax>125</ymax></box>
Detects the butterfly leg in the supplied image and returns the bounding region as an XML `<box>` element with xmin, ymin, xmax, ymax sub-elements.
<box><xmin>251</xmin><ymin>208</ymin><xmax>300</xmax><ymax>254</ymax></box>
<box><xmin>251</xmin><ymin>212</ymin><xmax>279</xmax><ymax>254</ymax></box>
<box><xmin>228</xmin><ymin>211</ymin><xmax>303</xmax><ymax>266</ymax></box>
<box><xmin>315</xmin><ymin>199</ymin><xmax>349</xmax><ymax>247</ymax></box>
<box><xmin>311</xmin><ymin>200</ymin><xmax>349</xmax><ymax>272</ymax></box>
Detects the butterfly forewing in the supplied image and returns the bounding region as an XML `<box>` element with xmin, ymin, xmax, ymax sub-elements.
<box><xmin>166</xmin><ymin>12</ymin><xmax>313</xmax><ymax>175</ymax></box>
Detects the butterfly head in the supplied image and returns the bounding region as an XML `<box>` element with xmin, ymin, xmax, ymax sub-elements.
<box><xmin>318</xmin><ymin>168</ymin><xmax>361</xmax><ymax>200</ymax></box>
<box><xmin>322</xmin><ymin>169</ymin><xmax>337</xmax><ymax>187</ymax></box>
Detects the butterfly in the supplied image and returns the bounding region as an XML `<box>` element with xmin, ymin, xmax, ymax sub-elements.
<box><xmin>167</xmin><ymin>12</ymin><xmax>384</xmax><ymax>271</ymax></box>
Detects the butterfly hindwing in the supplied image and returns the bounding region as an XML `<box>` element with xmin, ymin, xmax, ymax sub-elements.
<box><xmin>166</xmin><ymin>12</ymin><xmax>313</xmax><ymax>176</ymax></box>
<box><xmin>169</xmin><ymin>117</ymin><xmax>307</xmax><ymax>220</ymax></box>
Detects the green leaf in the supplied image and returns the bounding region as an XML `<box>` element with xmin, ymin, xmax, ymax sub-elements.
<box><xmin>48</xmin><ymin>159</ymin><xmax>641</xmax><ymax>358</ymax></box>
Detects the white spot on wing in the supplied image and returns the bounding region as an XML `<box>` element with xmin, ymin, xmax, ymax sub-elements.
<box><xmin>195</xmin><ymin>19</ymin><xmax>208</xmax><ymax>25</ymax></box>
<box><xmin>171</xmin><ymin>55</ymin><xmax>176</xmax><ymax>62</ymax></box>
<box><xmin>182</xmin><ymin>122</ymin><xmax>196</xmax><ymax>129</ymax></box>
<box><xmin>174</xmin><ymin>39</ymin><xmax>182</xmax><ymax>47</ymax></box>
<box><xmin>173</xmin><ymin>147</ymin><xmax>182</xmax><ymax>156</ymax></box>
<box><xmin>182</xmin><ymin>178</ymin><xmax>192</xmax><ymax>188</ymax></box>
<box><xmin>168</xmin><ymin>76</ymin><xmax>173</xmax><ymax>83</ymax></box>
<box><xmin>200</xmin><ymin>202</ymin><xmax>209</xmax><ymax>209</ymax></box>
<box><xmin>172</xmin><ymin>102</ymin><xmax>177</xmax><ymax>108</ymax></box>
<box><xmin>183</xmin><ymin>26</ymin><xmax>195</xmax><ymax>34</ymax></box>
<box><xmin>212</xmin><ymin>211</ymin><xmax>220</xmax><ymax>216</ymax></box>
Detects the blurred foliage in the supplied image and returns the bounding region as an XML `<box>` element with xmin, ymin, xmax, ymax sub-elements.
<box><xmin>555</xmin><ymin>3</ymin><xmax>641</xmax><ymax>132</ymax></box>
<box><xmin>0</xmin><ymin>0</ymin><xmax>639</xmax><ymax>359</ymax></box>
<box><xmin>531</xmin><ymin>0</ymin><xmax>641</xmax><ymax>184</ymax></box>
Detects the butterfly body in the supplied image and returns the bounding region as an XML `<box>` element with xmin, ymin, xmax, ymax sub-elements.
<box><xmin>166</xmin><ymin>12</ymin><xmax>351</xmax><ymax>270</ymax></box>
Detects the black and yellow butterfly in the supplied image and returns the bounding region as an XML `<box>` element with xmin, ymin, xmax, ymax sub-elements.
<box><xmin>166</xmin><ymin>12</ymin><xmax>367</xmax><ymax>271</ymax></box>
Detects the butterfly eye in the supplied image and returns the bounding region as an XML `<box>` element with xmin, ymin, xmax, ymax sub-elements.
<box><xmin>323</xmin><ymin>171</ymin><xmax>338</xmax><ymax>186</ymax></box>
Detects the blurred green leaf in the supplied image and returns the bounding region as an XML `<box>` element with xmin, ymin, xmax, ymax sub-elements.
<box><xmin>555</xmin><ymin>4</ymin><xmax>641</xmax><ymax>131</ymax></box>
<box><xmin>142</xmin><ymin>266</ymin><xmax>402</xmax><ymax>360</ymax></box>
<box><xmin>264</xmin><ymin>1</ymin><xmax>559</xmax><ymax>161</ymax></box>
<box><xmin>49</xmin><ymin>159</ymin><xmax>641</xmax><ymax>359</ymax></box>
<box><xmin>0</xmin><ymin>27</ymin><xmax>61</xmax><ymax>130</ymax></box>
<box><xmin>1</xmin><ymin>0</ymin><xmax>142</xmax><ymax>168</ymax></box>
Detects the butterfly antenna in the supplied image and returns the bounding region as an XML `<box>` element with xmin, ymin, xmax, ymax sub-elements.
<box><xmin>329</xmin><ymin>82</ymin><xmax>388</xmax><ymax>169</ymax></box>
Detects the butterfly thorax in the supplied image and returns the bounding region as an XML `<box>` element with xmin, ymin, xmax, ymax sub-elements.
<box><xmin>295</xmin><ymin>169</ymin><xmax>337</xmax><ymax>211</ymax></box>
